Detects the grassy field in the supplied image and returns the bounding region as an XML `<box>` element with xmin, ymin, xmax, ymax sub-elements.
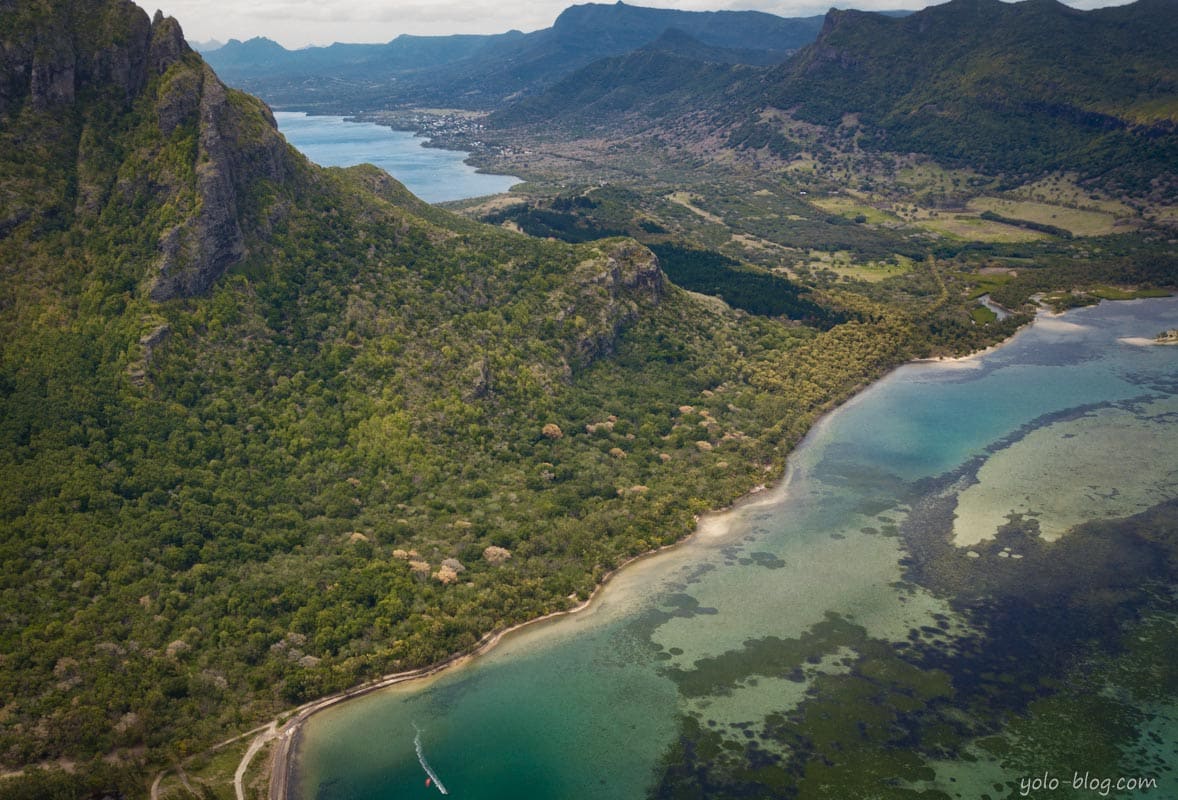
<box><xmin>968</xmin><ymin>197</ymin><xmax>1125</xmax><ymax>237</ymax></box>
<box><xmin>916</xmin><ymin>213</ymin><xmax>1048</xmax><ymax>243</ymax></box>
<box><xmin>1089</xmin><ymin>286</ymin><xmax>1173</xmax><ymax>301</ymax></box>
<box><xmin>970</xmin><ymin>304</ymin><xmax>999</xmax><ymax>324</ymax></box>
<box><xmin>802</xmin><ymin>250</ymin><xmax>913</xmax><ymax>282</ymax></box>
<box><xmin>954</xmin><ymin>271</ymin><xmax>1016</xmax><ymax>300</ymax></box>
<box><xmin>1146</xmin><ymin>205</ymin><xmax>1178</xmax><ymax>229</ymax></box>
<box><xmin>893</xmin><ymin>162</ymin><xmax>993</xmax><ymax>199</ymax></box>
<box><xmin>1010</xmin><ymin>174</ymin><xmax>1138</xmax><ymax>216</ymax></box>
<box><xmin>441</xmin><ymin>194</ymin><xmax>528</xmax><ymax>216</ymax></box>
<box><xmin>810</xmin><ymin>195</ymin><xmax>901</xmax><ymax>225</ymax></box>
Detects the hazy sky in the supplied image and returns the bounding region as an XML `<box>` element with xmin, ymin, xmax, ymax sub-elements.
<box><xmin>157</xmin><ymin>0</ymin><xmax>1135</xmax><ymax>49</ymax></box>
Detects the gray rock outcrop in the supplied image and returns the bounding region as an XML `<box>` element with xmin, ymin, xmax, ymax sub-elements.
<box><xmin>2</xmin><ymin>0</ymin><xmax>293</xmax><ymax>301</ymax></box>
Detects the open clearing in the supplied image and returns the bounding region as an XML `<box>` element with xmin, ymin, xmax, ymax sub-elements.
<box><xmin>803</xmin><ymin>250</ymin><xmax>913</xmax><ymax>283</ymax></box>
<box><xmin>667</xmin><ymin>191</ymin><xmax>726</xmax><ymax>225</ymax></box>
<box><xmin>810</xmin><ymin>196</ymin><xmax>900</xmax><ymax>225</ymax></box>
<box><xmin>917</xmin><ymin>214</ymin><xmax>1047</xmax><ymax>243</ymax></box>
<box><xmin>968</xmin><ymin>196</ymin><xmax>1127</xmax><ymax>236</ymax></box>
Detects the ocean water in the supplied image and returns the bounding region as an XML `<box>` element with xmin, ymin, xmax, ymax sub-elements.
<box><xmin>295</xmin><ymin>298</ymin><xmax>1178</xmax><ymax>800</ymax></box>
<box><xmin>273</xmin><ymin>112</ymin><xmax>519</xmax><ymax>203</ymax></box>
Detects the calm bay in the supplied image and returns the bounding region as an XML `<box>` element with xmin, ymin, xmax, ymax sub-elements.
<box><xmin>291</xmin><ymin>301</ymin><xmax>1178</xmax><ymax>797</ymax></box>
<box><xmin>273</xmin><ymin>112</ymin><xmax>519</xmax><ymax>203</ymax></box>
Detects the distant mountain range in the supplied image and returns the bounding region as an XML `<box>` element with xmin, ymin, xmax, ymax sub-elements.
<box><xmin>204</xmin><ymin>1</ymin><xmax>825</xmax><ymax>110</ymax></box>
<box><xmin>486</xmin><ymin>0</ymin><xmax>1178</xmax><ymax>193</ymax></box>
<box><xmin>760</xmin><ymin>0</ymin><xmax>1178</xmax><ymax>190</ymax></box>
<box><xmin>488</xmin><ymin>29</ymin><xmax>765</xmax><ymax>128</ymax></box>
<box><xmin>208</xmin><ymin>0</ymin><xmax>1176</xmax><ymax>193</ymax></box>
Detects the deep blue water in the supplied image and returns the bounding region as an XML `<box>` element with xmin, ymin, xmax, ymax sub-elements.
<box><xmin>274</xmin><ymin>112</ymin><xmax>519</xmax><ymax>203</ymax></box>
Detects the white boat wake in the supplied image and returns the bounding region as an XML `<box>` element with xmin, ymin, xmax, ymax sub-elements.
<box><xmin>412</xmin><ymin>723</ymin><xmax>449</xmax><ymax>795</ymax></box>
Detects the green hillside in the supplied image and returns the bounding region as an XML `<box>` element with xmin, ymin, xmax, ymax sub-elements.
<box><xmin>488</xmin><ymin>37</ymin><xmax>757</xmax><ymax>131</ymax></box>
<box><xmin>0</xmin><ymin>1</ymin><xmax>937</xmax><ymax>794</ymax></box>
<box><xmin>764</xmin><ymin>0</ymin><xmax>1178</xmax><ymax>193</ymax></box>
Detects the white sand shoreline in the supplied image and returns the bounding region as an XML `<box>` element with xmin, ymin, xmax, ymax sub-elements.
<box><xmin>266</xmin><ymin>480</ymin><xmax>784</xmax><ymax>800</ymax></box>
<box><xmin>263</xmin><ymin>303</ymin><xmax>1057</xmax><ymax>799</ymax></box>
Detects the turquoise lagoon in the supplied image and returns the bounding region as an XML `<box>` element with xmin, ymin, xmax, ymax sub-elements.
<box><xmin>273</xmin><ymin>112</ymin><xmax>519</xmax><ymax>203</ymax></box>
<box><xmin>295</xmin><ymin>298</ymin><xmax>1178</xmax><ymax>799</ymax></box>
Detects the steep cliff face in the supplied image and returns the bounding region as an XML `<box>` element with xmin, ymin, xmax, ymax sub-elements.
<box><xmin>0</xmin><ymin>0</ymin><xmax>151</xmax><ymax>114</ymax></box>
<box><xmin>564</xmin><ymin>239</ymin><xmax>665</xmax><ymax>369</ymax></box>
<box><xmin>0</xmin><ymin>0</ymin><xmax>293</xmax><ymax>300</ymax></box>
<box><xmin>148</xmin><ymin>59</ymin><xmax>290</xmax><ymax>300</ymax></box>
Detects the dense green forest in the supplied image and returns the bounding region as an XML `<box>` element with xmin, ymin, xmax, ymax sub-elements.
<box><xmin>647</xmin><ymin>244</ymin><xmax>837</xmax><ymax>324</ymax></box>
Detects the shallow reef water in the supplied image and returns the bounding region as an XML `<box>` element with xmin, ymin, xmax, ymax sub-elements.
<box><xmin>297</xmin><ymin>298</ymin><xmax>1178</xmax><ymax>800</ymax></box>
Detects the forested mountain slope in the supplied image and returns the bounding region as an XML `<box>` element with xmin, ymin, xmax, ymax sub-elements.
<box><xmin>759</xmin><ymin>0</ymin><xmax>1178</xmax><ymax>192</ymax></box>
<box><xmin>488</xmin><ymin>31</ymin><xmax>761</xmax><ymax>130</ymax></box>
<box><xmin>0</xmin><ymin>0</ymin><xmax>926</xmax><ymax>794</ymax></box>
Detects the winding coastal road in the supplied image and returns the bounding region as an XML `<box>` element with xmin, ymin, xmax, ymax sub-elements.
<box><xmin>251</xmin><ymin>507</ymin><xmax>755</xmax><ymax>800</ymax></box>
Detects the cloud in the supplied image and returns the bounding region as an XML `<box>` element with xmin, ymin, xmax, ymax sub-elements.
<box><xmin>158</xmin><ymin>0</ymin><xmax>1139</xmax><ymax>49</ymax></box>
<box><xmin>161</xmin><ymin>0</ymin><xmax>571</xmax><ymax>45</ymax></box>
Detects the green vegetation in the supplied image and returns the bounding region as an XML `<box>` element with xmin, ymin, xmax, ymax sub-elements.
<box><xmin>0</xmin><ymin>764</ymin><xmax>148</xmax><ymax>800</ymax></box>
<box><xmin>2</xmin><ymin>1</ymin><xmax>1176</xmax><ymax>797</ymax></box>
<box><xmin>986</xmin><ymin>255</ymin><xmax>1177</xmax><ymax>310</ymax></box>
<box><xmin>155</xmin><ymin>742</ymin><xmax>245</xmax><ymax>800</ymax></box>
<box><xmin>648</xmin><ymin>244</ymin><xmax>839</xmax><ymax>324</ymax></box>
<box><xmin>459</xmin><ymin>0</ymin><xmax>1178</xmax><ymax>205</ymax></box>
<box><xmin>481</xmin><ymin>194</ymin><xmax>628</xmax><ymax>242</ymax></box>
<box><xmin>968</xmin><ymin>196</ymin><xmax>1127</xmax><ymax>237</ymax></box>
<box><xmin>726</xmin><ymin>120</ymin><xmax>800</xmax><ymax>160</ymax></box>
<box><xmin>971</xmin><ymin>304</ymin><xmax>998</xmax><ymax>325</ymax></box>
<box><xmin>0</xmin><ymin>2</ymin><xmax>1026</xmax><ymax>795</ymax></box>
<box><xmin>1089</xmin><ymin>286</ymin><xmax>1172</xmax><ymax>301</ymax></box>
<box><xmin>764</xmin><ymin>0</ymin><xmax>1178</xmax><ymax>194</ymax></box>
<box><xmin>489</xmin><ymin>49</ymin><xmax>755</xmax><ymax>133</ymax></box>
<box><xmin>978</xmin><ymin>209</ymin><xmax>1073</xmax><ymax>239</ymax></box>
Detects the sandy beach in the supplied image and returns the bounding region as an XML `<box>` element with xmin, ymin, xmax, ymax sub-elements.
<box><xmin>263</xmin><ymin>299</ymin><xmax>1118</xmax><ymax>799</ymax></box>
<box><xmin>264</xmin><ymin>476</ymin><xmax>784</xmax><ymax>799</ymax></box>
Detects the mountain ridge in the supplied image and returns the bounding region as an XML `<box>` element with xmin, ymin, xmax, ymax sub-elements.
<box><xmin>203</xmin><ymin>2</ymin><xmax>825</xmax><ymax>110</ymax></box>
<box><xmin>487</xmin><ymin>31</ymin><xmax>758</xmax><ymax>130</ymax></box>
<box><xmin>482</xmin><ymin>0</ymin><xmax>1177</xmax><ymax>195</ymax></box>
<box><xmin>759</xmin><ymin>0</ymin><xmax>1178</xmax><ymax>189</ymax></box>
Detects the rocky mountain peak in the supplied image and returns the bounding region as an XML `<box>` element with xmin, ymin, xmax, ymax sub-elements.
<box><xmin>0</xmin><ymin>0</ymin><xmax>190</xmax><ymax>114</ymax></box>
<box><xmin>2</xmin><ymin>0</ymin><xmax>295</xmax><ymax>301</ymax></box>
